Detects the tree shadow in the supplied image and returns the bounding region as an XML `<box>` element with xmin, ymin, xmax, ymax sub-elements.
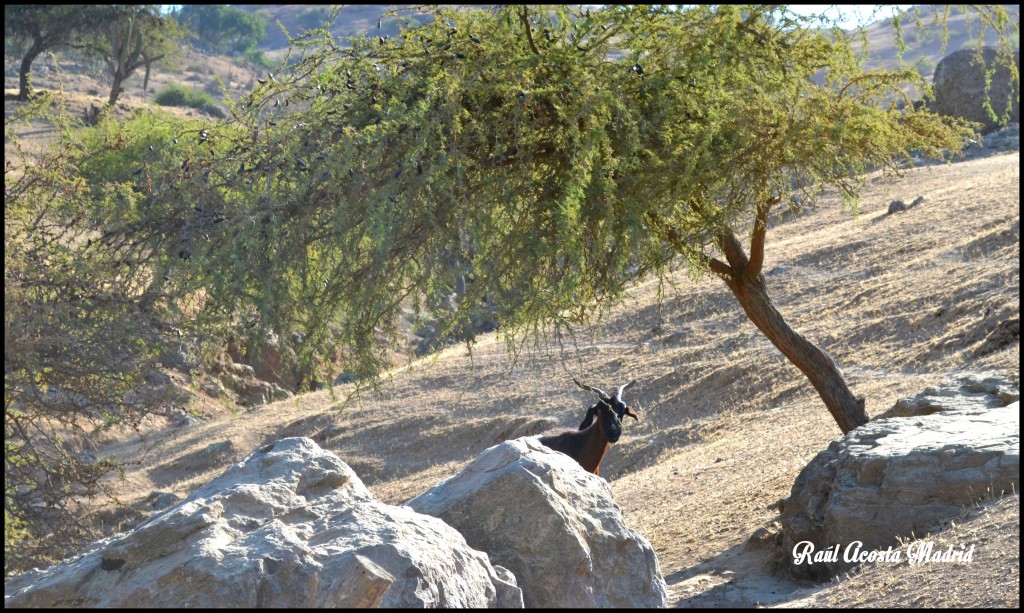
<box><xmin>665</xmin><ymin>541</ymin><xmax>823</xmax><ymax>608</ymax></box>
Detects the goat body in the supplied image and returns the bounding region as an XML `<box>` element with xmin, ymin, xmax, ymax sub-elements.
<box><xmin>538</xmin><ymin>378</ymin><xmax>638</xmax><ymax>476</ymax></box>
<box><xmin>538</xmin><ymin>414</ymin><xmax>611</xmax><ymax>475</ymax></box>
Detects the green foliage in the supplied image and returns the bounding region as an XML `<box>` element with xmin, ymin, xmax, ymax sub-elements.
<box><xmin>75</xmin><ymin>5</ymin><xmax>187</xmax><ymax>105</ymax></box>
<box><xmin>4</xmin><ymin>3</ymin><xmax>1017</xmax><ymax>574</ymax></box>
<box><xmin>4</xmin><ymin>5</ymin><xmax>111</xmax><ymax>99</ymax></box>
<box><xmin>243</xmin><ymin>47</ymin><xmax>275</xmax><ymax>71</ymax></box>
<box><xmin>913</xmin><ymin>56</ymin><xmax>938</xmax><ymax>78</ymax></box>
<box><xmin>154</xmin><ymin>84</ymin><xmax>221</xmax><ymax>115</ymax></box>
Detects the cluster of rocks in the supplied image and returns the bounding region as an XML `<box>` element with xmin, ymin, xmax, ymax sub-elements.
<box><xmin>7</xmin><ymin>371</ymin><xmax>1018</xmax><ymax>603</ymax></box>
<box><xmin>971</xmin><ymin>121</ymin><xmax>1020</xmax><ymax>153</ymax></box>
<box><xmin>897</xmin><ymin>47</ymin><xmax>1020</xmax><ymax>167</ymax></box>
<box><xmin>4</xmin><ymin>437</ymin><xmax>669</xmax><ymax>608</ymax></box>
<box><xmin>208</xmin><ymin>361</ymin><xmax>293</xmax><ymax>407</ymax></box>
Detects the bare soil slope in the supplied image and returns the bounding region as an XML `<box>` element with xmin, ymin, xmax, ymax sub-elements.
<box><xmin>85</xmin><ymin>150</ymin><xmax>1020</xmax><ymax>607</ymax></box>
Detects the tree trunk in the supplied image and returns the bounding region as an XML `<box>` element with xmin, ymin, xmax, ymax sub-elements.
<box><xmin>680</xmin><ymin>202</ymin><xmax>869</xmax><ymax>435</ymax></box>
<box><xmin>108</xmin><ymin>71</ymin><xmax>125</xmax><ymax>106</ymax></box>
<box><xmin>18</xmin><ymin>42</ymin><xmax>44</xmax><ymax>101</ymax></box>
<box><xmin>724</xmin><ymin>273</ymin><xmax>868</xmax><ymax>433</ymax></box>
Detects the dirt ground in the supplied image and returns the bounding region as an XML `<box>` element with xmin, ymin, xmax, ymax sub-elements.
<box><xmin>4</xmin><ymin>45</ymin><xmax>1019</xmax><ymax>607</ymax></box>
<box><xmin>63</xmin><ymin>147</ymin><xmax>1018</xmax><ymax>607</ymax></box>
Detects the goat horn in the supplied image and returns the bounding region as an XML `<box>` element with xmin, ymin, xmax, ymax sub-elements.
<box><xmin>573</xmin><ymin>377</ymin><xmax>609</xmax><ymax>400</ymax></box>
<box><xmin>614</xmin><ymin>379</ymin><xmax>637</xmax><ymax>399</ymax></box>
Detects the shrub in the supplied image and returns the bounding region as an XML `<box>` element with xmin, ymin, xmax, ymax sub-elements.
<box><xmin>242</xmin><ymin>47</ymin><xmax>274</xmax><ymax>71</ymax></box>
<box><xmin>204</xmin><ymin>78</ymin><xmax>225</xmax><ymax>98</ymax></box>
<box><xmin>153</xmin><ymin>84</ymin><xmax>221</xmax><ymax>116</ymax></box>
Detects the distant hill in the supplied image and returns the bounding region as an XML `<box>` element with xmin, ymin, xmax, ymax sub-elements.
<box><xmin>237</xmin><ymin>5</ymin><xmax>435</xmax><ymax>55</ymax></box>
<box><xmin>854</xmin><ymin>4</ymin><xmax>1020</xmax><ymax>77</ymax></box>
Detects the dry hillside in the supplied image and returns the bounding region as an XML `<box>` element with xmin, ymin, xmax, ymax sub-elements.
<box><xmin>72</xmin><ymin>147</ymin><xmax>1020</xmax><ymax>607</ymax></box>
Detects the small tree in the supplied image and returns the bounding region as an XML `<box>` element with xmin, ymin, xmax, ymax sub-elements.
<box><xmin>4</xmin><ymin>100</ymin><xmax>196</xmax><ymax>574</ymax></box>
<box><xmin>77</xmin><ymin>5</ymin><xmax>184</xmax><ymax>106</ymax></box>
<box><xmin>4</xmin><ymin>5</ymin><xmax>105</xmax><ymax>100</ymax></box>
<box><xmin>176</xmin><ymin>5</ymin><xmax>267</xmax><ymax>55</ymax></box>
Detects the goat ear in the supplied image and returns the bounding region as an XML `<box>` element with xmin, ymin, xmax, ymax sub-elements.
<box><xmin>579</xmin><ymin>405</ymin><xmax>597</xmax><ymax>430</ymax></box>
<box><xmin>625</xmin><ymin>406</ymin><xmax>640</xmax><ymax>422</ymax></box>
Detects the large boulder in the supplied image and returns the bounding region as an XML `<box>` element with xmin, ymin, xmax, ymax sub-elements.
<box><xmin>932</xmin><ymin>47</ymin><xmax>1020</xmax><ymax>134</ymax></box>
<box><xmin>4</xmin><ymin>437</ymin><xmax>522</xmax><ymax>608</ymax></box>
<box><xmin>407</xmin><ymin>437</ymin><xmax>668</xmax><ymax>608</ymax></box>
<box><xmin>781</xmin><ymin>374</ymin><xmax>1019</xmax><ymax>580</ymax></box>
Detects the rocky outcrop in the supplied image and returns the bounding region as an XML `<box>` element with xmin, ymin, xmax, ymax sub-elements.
<box><xmin>211</xmin><ymin>361</ymin><xmax>294</xmax><ymax>406</ymax></box>
<box><xmin>407</xmin><ymin>437</ymin><xmax>668</xmax><ymax>608</ymax></box>
<box><xmin>932</xmin><ymin>47</ymin><xmax>1020</xmax><ymax>134</ymax></box>
<box><xmin>781</xmin><ymin>374</ymin><xmax>1019</xmax><ymax>580</ymax></box>
<box><xmin>4</xmin><ymin>438</ymin><xmax>522</xmax><ymax>608</ymax></box>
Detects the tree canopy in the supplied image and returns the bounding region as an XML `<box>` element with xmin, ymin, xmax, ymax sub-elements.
<box><xmin>96</xmin><ymin>5</ymin><xmax>989</xmax><ymax>393</ymax></box>
<box><xmin>77</xmin><ymin>5</ymin><xmax>185</xmax><ymax>105</ymax></box>
<box><xmin>9</xmin><ymin>3</ymin><xmax>1017</xmax><ymax>430</ymax></box>
<box><xmin>4</xmin><ymin>5</ymin><xmax>107</xmax><ymax>100</ymax></box>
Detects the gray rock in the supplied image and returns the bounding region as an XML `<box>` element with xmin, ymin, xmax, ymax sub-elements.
<box><xmin>407</xmin><ymin>437</ymin><xmax>668</xmax><ymax>608</ymax></box>
<box><xmin>781</xmin><ymin>375</ymin><xmax>1019</xmax><ymax>580</ymax></box>
<box><xmin>200</xmin><ymin>377</ymin><xmax>228</xmax><ymax>399</ymax></box>
<box><xmin>882</xmin><ymin>372</ymin><xmax>1019</xmax><ymax>418</ymax></box>
<box><xmin>144</xmin><ymin>491</ymin><xmax>181</xmax><ymax>513</ymax></box>
<box><xmin>982</xmin><ymin>121</ymin><xmax>1020</xmax><ymax>151</ymax></box>
<box><xmin>4</xmin><ymin>438</ymin><xmax>522</xmax><ymax>608</ymax></box>
<box><xmin>932</xmin><ymin>47</ymin><xmax>1020</xmax><ymax>134</ymax></box>
<box><xmin>888</xmin><ymin>199</ymin><xmax>907</xmax><ymax>214</ymax></box>
<box><xmin>333</xmin><ymin>371</ymin><xmax>357</xmax><ymax>385</ymax></box>
<box><xmin>168</xmin><ymin>408</ymin><xmax>201</xmax><ymax>428</ymax></box>
<box><xmin>270</xmin><ymin>384</ymin><xmax>293</xmax><ymax>402</ymax></box>
<box><xmin>226</xmin><ymin>362</ymin><xmax>256</xmax><ymax>378</ymax></box>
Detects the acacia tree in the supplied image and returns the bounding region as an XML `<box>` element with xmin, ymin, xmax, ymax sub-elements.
<box><xmin>64</xmin><ymin>5</ymin><xmax>1015</xmax><ymax>435</ymax></box>
<box><xmin>4</xmin><ymin>97</ymin><xmax>197</xmax><ymax>574</ymax></box>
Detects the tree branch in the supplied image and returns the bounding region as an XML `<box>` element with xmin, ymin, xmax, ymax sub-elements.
<box><xmin>705</xmin><ymin>254</ymin><xmax>733</xmax><ymax>277</ymax></box>
<box><xmin>518</xmin><ymin>6</ymin><xmax>541</xmax><ymax>55</ymax></box>
<box><xmin>716</xmin><ymin>230</ymin><xmax>749</xmax><ymax>275</ymax></box>
<box><xmin>745</xmin><ymin>195</ymin><xmax>776</xmax><ymax>282</ymax></box>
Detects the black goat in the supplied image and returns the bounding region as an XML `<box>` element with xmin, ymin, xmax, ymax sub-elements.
<box><xmin>538</xmin><ymin>377</ymin><xmax>638</xmax><ymax>475</ymax></box>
